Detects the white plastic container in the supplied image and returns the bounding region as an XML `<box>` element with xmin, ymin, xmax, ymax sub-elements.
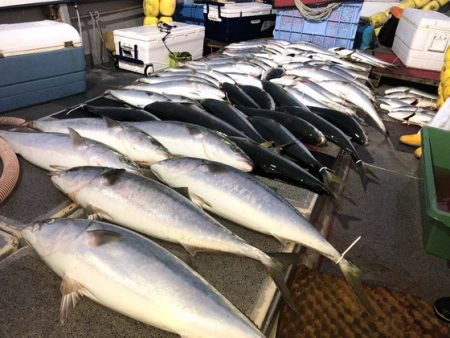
<box><xmin>0</xmin><ymin>20</ymin><xmax>82</xmax><ymax>57</ymax></box>
<box><xmin>113</xmin><ymin>22</ymin><xmax>205</xmax><ymax>74</ymax></box>
<box><xmin>205</xmin><ymin>2</ymin><xmax>274</xmax><ymax>21</ymax></box>
<box><xmin>393</xmin><ymin>9</ymin><xmax>450</xmax><ymax>71</ymax></box>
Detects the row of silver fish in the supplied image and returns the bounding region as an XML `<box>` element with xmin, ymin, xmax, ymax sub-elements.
<box><xmin>7</xmin><ymin>39</ymin><xmax>383</xmax><ymax>338</ymax></box>
<box><xmin>377</xmin><ymin>86</ymin><xmax>437</xmax><ymax>127</ymax></box>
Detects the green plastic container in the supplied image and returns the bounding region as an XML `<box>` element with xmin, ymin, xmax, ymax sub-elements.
<box><xmin>421</xmin><ymin>127</ymin><xmax>450</xmax><ymax>260</ymax></box>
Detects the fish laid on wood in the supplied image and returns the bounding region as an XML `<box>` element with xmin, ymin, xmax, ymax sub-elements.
<box><xmin>152</xmin><ymin>158</ymin><xmax>373</xmax><ymax>313</ymax></box>
<box><xmin>22</xmin><ymin>218</ymin><xmax>265</xmax><ymax>338</ymax></box>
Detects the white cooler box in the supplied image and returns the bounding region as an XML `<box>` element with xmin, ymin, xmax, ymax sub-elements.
<box><xmin>114</xmin><ymin>22</ymin><xmax>205</xmax><ymax>75</ymax></box>
<box><xmin>0</xmin><ymin>20</ymin><xmax>86</xmax><ymax>112</ymax></box>
<box><xmin>393</xmin><ymin>9</ymin><xmax>450</xmax><ymax>71</ymax></box>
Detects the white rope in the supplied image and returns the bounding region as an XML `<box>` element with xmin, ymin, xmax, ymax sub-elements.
<box><xmin>294</xmin><ymin>0</ymin><xmax>341</xmax><ymax>21</ymax></box>
<box><xmin>336</xmin><ymin>235</ymin><xmax>361</xmax><ymax>264</ymax></box>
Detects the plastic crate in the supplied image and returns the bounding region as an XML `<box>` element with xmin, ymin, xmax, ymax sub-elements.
<box><xmin>174</xmin><ymin>3</ymin><xmax>204</xmax><ymax>26</ymax></box>
<box><xmin>420</xmin><ymin>127</ymin><xmax>450</xmax><ymax>260</ymax></box>
<box><xmin>273</xmin><ymin>2</ymin><xmax>362</xmax><ymax>49</ymax></box>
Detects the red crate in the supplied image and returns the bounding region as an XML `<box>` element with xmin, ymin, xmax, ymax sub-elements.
<box><xmin>273</xmin><ymin>0</ymin><xmax>336</xmax><ymax>9</ymax></box>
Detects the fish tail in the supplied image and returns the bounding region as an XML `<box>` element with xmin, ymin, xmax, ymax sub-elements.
<box><xmin>355</xmin><ymin>161</ymin><xmax>378</xmax><ymax>191</ymax></box>
<box><xmin>338</xmin><ymin>258</ymin><xmax>374</xmax><ymax>314</ymax></box>
<box><xmin>321</xmin><ymin>168</ymin><xmax>347</xmax><ymax>189</ymax></box>
<box><xmin>263</xmin><ymin>255</ymin><xmax>298</xmax><ymax>312</ymax></box>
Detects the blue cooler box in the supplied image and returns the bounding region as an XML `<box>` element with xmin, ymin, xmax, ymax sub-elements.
<box><xmin>0</xmin><ymin>21</ymin><xmax>86</xmax><ymax>113</ymax></box>
<box><xmin>203</xmin><ymin>2</ymin><xmax>276</xmax><ymax>42</ymax></box>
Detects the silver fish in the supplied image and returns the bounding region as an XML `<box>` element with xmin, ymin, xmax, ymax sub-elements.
<box><xmin>31</xmin><ymin>117</ymin><xmax>171</xmax><ymax>166</ymax></box>
<box><xmin>127</xmin><ymin>121</ymin><xmax>253</xmax><ymax>172</ymax></box>
<box><xmin>22</xmin><ymin>218</ymin><xmax>265</xmax><ymax>338</ymax></box>
<box><xmin>318</xmin><ymin>80</ymin><xmax>387</xmax><ymax>136</ymax></box>
<box><xmin>105</xmin><ymin>89</ymin><xmax>171</xmax><ymax>108</ymax></box>
<box><xmin>138</xmin><ymin>75</ymin><xmax>220</xmax><ymax>88</ymax></box>
<box><xmin>0</xmin><ymin>129</ymin><xmax>140</xmax><ymax>173</ymax></box>
<box><xmin>151</xmin><ymin>157</ymin><xmax>373</xmax><ymax>313</ymax></box>
<box><xmin>125</xmin><ymin>81</ymin><xmax>225</xmax><ymax>101</ymax></box>
<box><xmin>388</xmin><ymin>111</ymin><xmax>434</xmax><ymax>126</ymax></box>
<box><xmin>226</xmin><ymin>73</ymin><xmax>263</xmax><ymax>88</ymax></box>
<box><xmin>286</xmin><ymin>67</ymin><xmax>374</xmax><ymax>100</ymax></box>
<box><xmin>50</xmin><ymin>166</ymin><xmax>296</xmax><ymax>310</ymax></box>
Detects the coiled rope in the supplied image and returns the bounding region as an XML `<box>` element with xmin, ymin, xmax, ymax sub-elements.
<box><xmin>0</xmin><ymin>137</ymin><xmax>19</xmax><ymax>203</ymax></box>
<box><xmin>294</xmin><ymin>0</ymin><xmax>341</xmax><ymax>21</ymax></box>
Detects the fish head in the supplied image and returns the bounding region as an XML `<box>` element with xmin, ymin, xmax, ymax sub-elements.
<box><xmin>205</xmin><ymin>132</ymin><xmax>254</xmax><ymax>172</ymax></box>
<box><xmin>50</xmin><ymin>166</ymin><xmax>106</xmax><ymax>196</ymax></box>
<box><xmin>22</xmin><ymin>218</ymin><xmax>79</xmax><ymax>256</ymax></box>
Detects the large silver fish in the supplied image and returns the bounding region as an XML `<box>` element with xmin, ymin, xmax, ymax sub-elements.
<box><xmin>30</xmin><ymin>117</ymin><xmax>171</xmax><ymax>166</ymax></box>
<box><xmin>151</xmin><ymin>157</ymin><xmax>373</xmax><ymax>313</ymax></box>
<box><xmin>138</xmin><ymin>75</ymin><xmax>220</xmax><ymax>88</ymax></box>
<box><xmin>126</xmin><ymin>121</ymin><xmax>253</xmax><ymax>172</ymax></box>
<box><xmin>0</xmin><ymin>129</ymin><xmax>140</xmax><ymax>173</ymax></box>
<box><xmin>125</xmin><ymin>80</ymin><xmax>225</xmax><ymax>101</ymax></box>
<box><xmin>50</xmin><ymin>166</ymin><xmax>296</xmax><ymax>310</ymax></box>
<box><xmin>105</xmin><ymin>89</ymin><xmax>171</xmax><ymax>108</ymax></box>
<box><xmin>22</xmin><ymin>218</ymin><xmax>265</xmax><ymax>338</ymax></box>
<box><xmin>317</xmin><ymin>80</ymin><xmax>387</xmax><ymax>136</ymax></box>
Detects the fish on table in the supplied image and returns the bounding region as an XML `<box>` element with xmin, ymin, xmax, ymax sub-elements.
<box><xmin>30</xmin><ymin>117</ymin><xmax>171</xmax><ymax>167</ymax></box>
<box><xmin>22</xmin><ymin>218</ymin><xmax>266</xmax><ymax>338</ymax></box>
<box><xmin>151</xmin><ymin>157</ymin><xmax>373</xmax><ymax>313</ymax></box>
<box><xmin>126</xmin><ymin>121</ymin><xmax>254</xmax><ymax>172</ymax></box>
<box><xmin>50</xmin><ymin>166</ymin><xmax>297</xmax><ymax>311</ymax></box>
<box><xmin>0</xmin><ymin>129</ymin><xmax>140</xmax><ymax>174</ymax></box>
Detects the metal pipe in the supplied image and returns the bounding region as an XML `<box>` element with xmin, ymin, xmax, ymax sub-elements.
<box><xmin>69</xmin><ymin>4</ymin><xmax>141</xmax><ymax>20</ymax></box>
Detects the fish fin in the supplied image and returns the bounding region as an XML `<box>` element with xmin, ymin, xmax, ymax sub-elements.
<box><xmin>271</xmin><ymin>141</ymin><xmax>295</xmax><ymax>153</ymax></box>
<box><xmin>265</xmin><ymin>257</ymin><xmax>298</xmax><ymax>312</ymax></box>
<box><xmin>60</xmin><ymin>275</ymin><xmax>85</xmax><ymax>323</ymax></box>
<box><xmin>49</xmin><ymin>165</ymin><xmax>70</xmax><ymax>172</ymax></box>
<box><xmin>259</xmin><ymin>140</ymin><xmax>275</xmax><ymax>148</ymax></box>
<box><xmin>267</xmin><ymin>252</ymin><xmax>301</xmax><ymax>267</ymax></box>
<box><xmin>87</xmin><ymin>229</ymin><xmax>121</xmax><ymax>247</ymax></box>
<box><xmin>85</xmin><ymin>204</ymin><xmax>103</xmax><ymax>221</ymax></box>
<box><xmin>169</xmin><ymin>249</ymin><xmax>194</xmax><ymax>267</ymax></box>
<box><xmin>173</xmin><ymin>187</ymin><xmax>191</xmax><ymax>199</ymax></box>
<box><xmin>205</xmin><ymin>163</ymin><xmax>229</xmax><ymax>174</ymax></box>
<box><xmin>101</xmin><ymin>168</ymin><xmax>126</xmax><ymax>185</ymax></box>
<box><xmin>180</xmin><ymin>243</ymin><xmax>202</xmax><ymax>257</ymax></box>
<box><xmin>339</xmin><ymin>258</ymin><xmax>374</xmax><ymax>314</ymax></box>
<box><xmin>189</xmin><ymin>193</ymin><xmax>213</xmax><ymax>210</ymax></box>
<box><xmin>272</xmin><ymin>234</ymin><xmax>291</xmax><ymax>246</ymax></box>
<box><xmin>355</xmin><ymin>161</ymin><xmax>378</xmax><ymax>191</ymax></box>
<box><xmin>68</xmin><ymin>128</ymin><xmax>86</xmax><ymax>148</ymax></box>
<box><xmin>103</xmin><ymin>116</ymin><xmax>122</xmax><ymax>129</ymax></box>
<box><xmin>321</xmin><ymin>168</ymin><xmax>347</xmax><ymax>189</ymax></box>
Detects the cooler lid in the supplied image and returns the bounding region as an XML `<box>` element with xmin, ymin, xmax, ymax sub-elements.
<box><xmin>402</xmin><ymin>9</ymin><xmax>450</xmax><ymax>31</ymax></box>
<box><xmin>206</xmin><ymin>3</ymin><xmax>275</xmax><ymax>19</ymax></box>
<box><xmin>113</xmin><ymin>22</ymin><xmax>205</xmax><ymax>42</ymax></box>
<box><xmin>0</xmin><ymin>20</ymin><xmax>82</xmax><ymax>57</ymax></box>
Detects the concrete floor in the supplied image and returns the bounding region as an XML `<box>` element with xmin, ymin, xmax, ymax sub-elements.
<box><xmin>320</xmin><ymin>121</ymin><xmax>450</xmax><ymax>302</ymax></box>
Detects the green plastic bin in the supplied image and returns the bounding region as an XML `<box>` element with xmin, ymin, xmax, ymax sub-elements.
<box><xmin>421</xmin><ymin>127</ymin><xmax>450</xmax><ymax>260</ymax></box>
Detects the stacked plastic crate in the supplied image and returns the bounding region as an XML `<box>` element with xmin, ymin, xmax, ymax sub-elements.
<box><xmin>174</xmin><ymin>0</ymin><xmax>204</xmax><ymax>25</ymax></box>
<box><xmin>273</xmin><ymin>2</ymin><xmax>363</xmax><ymax>49</ymax></box>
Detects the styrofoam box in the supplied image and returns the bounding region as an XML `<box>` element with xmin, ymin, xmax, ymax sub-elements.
<box><xmin>205</xmin><ymin>3</ymin><xmax>275</xmax><ymax>22</ymax></box>
<box><xmin>393</xmin><ymin>9</ymin><xmax>450</xmax><ymax>71</ymax></box>
<box><xmin>0</xmin><ymin>20</ymin><xmax>82</xmax><ymax>57</ymax></box>
<box><xmin>114</xmin><ymin>22</ymin><xmax>204</xmax><ymax>74</ymax></box>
